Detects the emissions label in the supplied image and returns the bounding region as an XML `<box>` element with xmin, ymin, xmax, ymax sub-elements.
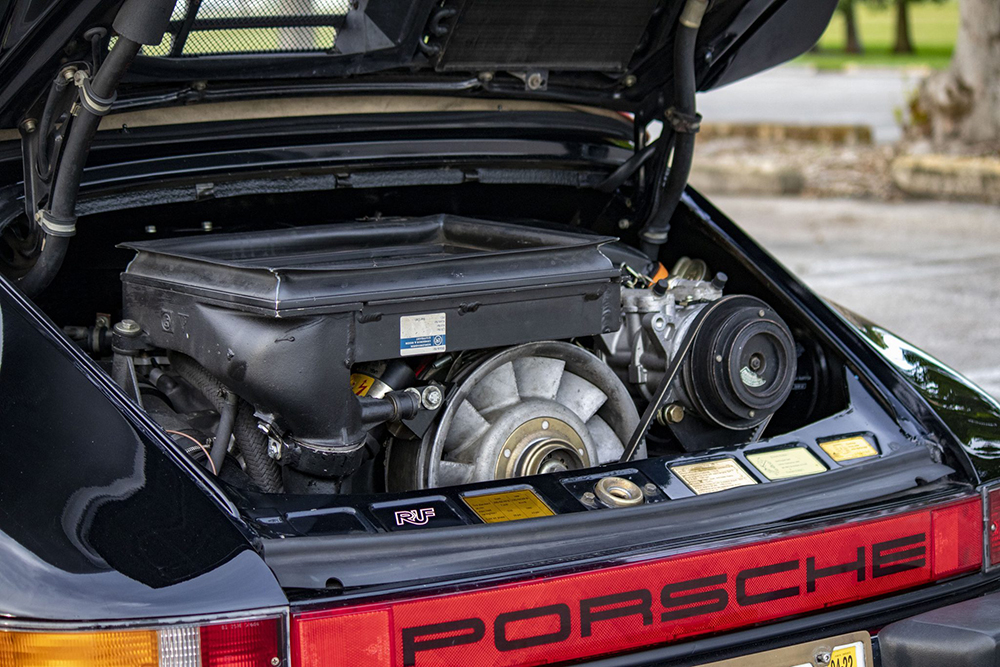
<box><xmin>400</xmin><ymin>313</ymin><xmax>447</xmax><ymax>357</ymax></box>
<box><xmin>821</xmin><ymin>435</ymin><xmax>879</xmax><ymax>462</ymax></box>
<box><xmin>747</xmin><ymin>447</ymin><xmax>827</xmax><ymax>481</ymax></box>
<box><xmin>671</xmin><ymin>459</ymin><xmax>757</xmax><ymax>495</ymax></box>
<box><xmin>463</xmin><ymin>489</ymin><xmax>555</xmax><ymax>523</ymax></box>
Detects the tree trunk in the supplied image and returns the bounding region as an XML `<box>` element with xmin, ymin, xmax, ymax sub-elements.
<box><xmin>843</xmin><ymin>0</ymin><xmax>863</xmax><ymax>54</ymax></box>
<box><xmin>893</xmin><ymin>0</ymin><xmax>914</xmax><ymax>55</ymax></box>
<box><xmin>919</xmin><ymin>0</ymin><xmax>1000</xmax><ymax>146</ymax></box>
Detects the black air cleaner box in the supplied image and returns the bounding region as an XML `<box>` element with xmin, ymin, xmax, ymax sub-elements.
<box><xmin>121</xmin><ymin>215</ymin><xmax>622</xmax><ymax>363</ymax></box>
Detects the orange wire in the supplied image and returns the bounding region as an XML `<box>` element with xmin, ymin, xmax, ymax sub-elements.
<box><xmin>165</xmin><ymin>429</ymin><xmax>218</xmax><ymax>475</ymax></box>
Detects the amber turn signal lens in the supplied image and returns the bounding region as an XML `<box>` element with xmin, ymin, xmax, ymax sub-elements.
<box><xmin>0</xmin><ymin>628</ymin><xmax>159</xmax><ymax>666</ymax></box>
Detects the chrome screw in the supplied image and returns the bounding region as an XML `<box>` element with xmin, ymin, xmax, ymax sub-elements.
<box><xmin>815</xmin><ymin>651</ymin><xmax>831</xmax><ymax>665</ymax></box>
<box><xmin>618</xmin><ymin>218</ymin><xmax>632</xmax><ymax>230</ymax></box>
<box><xmin>526</xmin><ymin>72</ymin><xmax>545</xmax><ymax>90</ymax></box>
<box><xmin>271</xmin><ymin>658</ymin><xmax>281</xmax><ymax>667</ymax></box>
<box><xmin>581</xmin><ymin>492</ymin><xmax>597</xmax><ymax>506</ymax></box>
<box><xmin>623</xmin><ymin>74</ymin><xmax>637</xmax><ymax>87</ymax></box>
<box><xmin>421</xmin><ymin>385</ymin><xmax>444</xmax><ymax>410</ymax></box>
<box><xmin>643</xmin><ymin>483</ymin><xmax>658</xmax><ymax>496</ymax></box>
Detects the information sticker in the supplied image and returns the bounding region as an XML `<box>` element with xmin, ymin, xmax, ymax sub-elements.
<box><xmin>463</xmin><ymin>488</ymin><xmax>555</xmax><ymax>523</ymax></box>
<box><xmin>821</xmin><ymin>436</ymin><xmax>879</xmax><ymax>462</ymax></box>
<box><xmin>671</xmin><ymin>459</ymin><xmax>757</xmax><ymax>495</ymax></box>
<box><xmin>400</xmin><ymin>313</ymin><xmax>447</xmax><ymax>357</ymax></box>
<box><xmin>747</xmin><ymin>447</ymin><xmax>826</xmax><ymax>481</ymax></box>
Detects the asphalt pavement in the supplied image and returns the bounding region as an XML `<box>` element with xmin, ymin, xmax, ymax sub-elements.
<box><xmin>714</xmin><ymin>195</ymin><xmax>1000</xmax><ymax>399</ymax></box>
<box><xmin>697</xmin><ymin>65</ymin><xmax>926</xmax><ymax>144</ymax></box>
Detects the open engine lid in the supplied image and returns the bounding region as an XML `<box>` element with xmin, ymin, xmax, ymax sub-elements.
<box><xmin>0</xmin><ymin>0</ymin><xmax>838</xmax><ymax>127</ymax></box>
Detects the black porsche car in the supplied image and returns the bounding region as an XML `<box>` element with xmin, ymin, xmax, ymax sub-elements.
<box><xmin>2</xmin><ymin>0</ymin><xmax>999</xmax><ymax>665</ymax></box>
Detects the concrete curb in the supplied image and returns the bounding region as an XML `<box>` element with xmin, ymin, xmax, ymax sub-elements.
<box><xmin>891</xmin><ymin>155</ymin><xmax>1000</xmax><ymax>204</ymax></box>
<box><xmin>690</xmin><ymin>161</ymin><xmax>806</xmax><ymax>197</ymax></box>
<box><xmin>700</xmin><ymin>123</ymin><xmax>873</xmax><ymax>146</ymax></box>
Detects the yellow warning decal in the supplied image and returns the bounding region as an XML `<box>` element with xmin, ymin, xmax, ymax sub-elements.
<box><xmin>462</xmin><ymin>488</ymin><xmax>555</xmax><ymax>523</ymax></box>
<box><xmin>821</xmin><ymin>436</ymin><xmax>879</xmax><ymax>462</ymax></box>
<box><xmin>350</xmin><ymin>373</ymin><xmax>377</xmax><ymax>397</ymax></box>
<box><xmin>671</xmin><ymin>459</ymin><xmax>757</xmax><ymax>495</ymax></box>
<box><xmin>747</xmin><ymin>447</ymin><xmax>827</xmax><ymax>481</ymax></box>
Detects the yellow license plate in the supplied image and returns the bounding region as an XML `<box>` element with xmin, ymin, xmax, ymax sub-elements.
<box><xmin>697</xmin><ymin>632</ymin><xmax>871</xmax><ymax>667</ymax></box>
<box><xmin>826</xmin><ymin>642</ymin><xmax>864</xmax><ymax>667</ymax></box>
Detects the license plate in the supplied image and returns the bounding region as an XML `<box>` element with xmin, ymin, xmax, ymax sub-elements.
<box><xmin>697</xmin><ymin>631</ymin><xmax>872</xmax><ymax>667</ymax></box>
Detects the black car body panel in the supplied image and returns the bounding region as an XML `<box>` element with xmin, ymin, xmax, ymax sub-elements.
<box><xmin>0</xmin><ymin>279</ymin><xmax>286</xmax><ymax>620</ymax></box>
<box><xmin>0</xmin><ymin>0</ymin><xmax>839</xmax><ymax>126</ymax></box>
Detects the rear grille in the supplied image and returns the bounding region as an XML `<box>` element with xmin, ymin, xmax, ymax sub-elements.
<box><xmin>142</xmin><ymin>0</ymin><xmax>351</xmax><ymax>57</ymax></box>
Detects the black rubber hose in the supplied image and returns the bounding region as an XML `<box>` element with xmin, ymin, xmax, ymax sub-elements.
<box><xmin>211</xmin><ymin>392</ymin><xmax>239</xmax><ymax>474</ymax></box>
<box><xmin>169</xmin><ymin>353</ymin><xmax>283</xmax><ymax>492</ymax></box>
<box><xmin>595</xmin><ymin>143</ymin><xmax>658</xmax><ymax>193</ymax></box>
<box><xmin>48</xmin><ymin>38</ymin><xmax>140</xmax><ymax>223</ymax></box>
<box><xmin>234</xmin><ymin>402</ymin><xmax>284</xmax><ymax>493</ymax></box>
<box><xmin>639</xmin><ymin>0</ymin><xmax>707</xmax><ymax>260</ymax></box>
<box><xmin>16</xmin><ymin>38</ymin><xmax>142</xmax><ymax>297</ymax></box>
<box><xmin>168</xmin><ymin>352</ymin><xmax>228</xmax><ymax>412</ymax></box>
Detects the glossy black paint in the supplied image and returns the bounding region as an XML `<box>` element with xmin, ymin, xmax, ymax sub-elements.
<box><xmin>0</xmin><ymin>278</ymin><xmax>286</xmax><ymax>620</ymax></box>
<box><xmin>839</xmin><ymin>310</ymin><xmax>1000</xmax><ymax>485</ymax></box>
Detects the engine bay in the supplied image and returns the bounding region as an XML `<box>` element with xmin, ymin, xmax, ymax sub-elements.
<box><xmin>96</xmin><ymin>211</ymin><xmax>813</xmax><ymax>498</ymax></box>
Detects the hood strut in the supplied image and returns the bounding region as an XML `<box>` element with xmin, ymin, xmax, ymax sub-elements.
<box><xmin>16</xmin><ymin>0</ymin><xmax>174</xmax><ymax>297</ymax></box>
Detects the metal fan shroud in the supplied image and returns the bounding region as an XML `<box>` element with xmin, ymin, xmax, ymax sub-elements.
<box><xmin>404</xmin><ymin>341</ymin><xmax>641</xmax><ymax>490</ymax></box>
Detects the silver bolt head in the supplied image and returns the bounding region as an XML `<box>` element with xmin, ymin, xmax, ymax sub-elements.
<box><xmin>114</xmin><ymin>319</ymin><xmax>141</xmax><ymax>336</ymax></box>
<box><xmin>526</xmin><ymin>73</ymin><xmax>544</xmax><ymax>90</ymax></box>
<box><xmin>271</xmin><ymin>658</ymin><xmax>281</xmax><ymax>666</ymax></box>
<box><xmin>643</xmin><ymin>483</ymin><xmax>658</xmax><ymax>496</ymax></box>
<box><xmin>478</xmin><ymin>71</ymin><xmax>494</xmax><ymax>82</ymax></box>
<box><xmin>201</xmin><ymin>221</ymin><xmax>214</xmax><ymax>232</ymax></box>
<box><xmin>618</xmin><ymin>218</ymin><xmax>632</xmax><ymax>229</ymax></box>
<box><xmin>144</xmin><ymin>225</ymin><xmax>157</xmax><ymax>234</ymax></box>
<box><xmin>581</xmin><ymin>491</ymin><xmax>597</xmax><ymax>505</ymax></box>
<box><xmin>815</xmin><ymin>651</ymin><xmax>832</xmax><ymax>665</ymax></box>
<box><xmin>421</xmin><ymin>385</ymin><xmax>444</xmax><ymax>410</ymax></box>
<box><xmin>20</xmin><ymin>119</ymin><xmax>37</xmax><ymax>133</ymax></box>
<box><xmin>715</xmin><ymin>354</ymin><xmax>724</xmax><ymax>363</ymax></box>
<box><xmin>623</xmin><ymin>74</ymin><xmax>637</xmax><ymax>87</ymax></box>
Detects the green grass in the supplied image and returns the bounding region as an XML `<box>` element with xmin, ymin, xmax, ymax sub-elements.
<box><xmin>795</xmin><ymin>0</ymin><xmax>958</xmax><ymax>70</ymax></box>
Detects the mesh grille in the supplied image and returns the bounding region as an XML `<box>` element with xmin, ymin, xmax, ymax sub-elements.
<box><xmin>144</xmin><ymin>0</ymin><xmax>352</xmax><ymax>57</ymax></box>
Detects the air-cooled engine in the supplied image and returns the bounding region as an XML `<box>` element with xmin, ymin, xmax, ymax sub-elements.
<box><xmin>117</xmin><ymin>216</ymin><xmax>796</xmax><ymax>494</ymax></box>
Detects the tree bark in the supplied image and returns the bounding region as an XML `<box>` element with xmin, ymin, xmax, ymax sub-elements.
<box><xmin>843</xmin><ymin>0</ymin><xmax>863</xmax><ymax>54</ymax></box>
<box><xmin>919</xmin><ymin>0</ymin><xmax>1000</xmax><ymax>146</ymax></box>
<box><xmin>893</xmin><ymin>0</ymin><xmax>914</xmax><ymax>55</ymax></box>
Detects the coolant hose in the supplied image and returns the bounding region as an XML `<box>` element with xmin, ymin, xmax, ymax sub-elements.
<box><xmin>169</xmin><ymin>353</ymin><xmax>283</xmax><ymax>492</ymax></box>
<box><xmin>639</xmin><ymin>0</ymin><xmax>708</xmax><ymax>261</ymax></box>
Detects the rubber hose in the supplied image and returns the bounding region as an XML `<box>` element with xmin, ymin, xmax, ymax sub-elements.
<box><xmin>169</xmin><ymin>353</ymin><xmax>282</xmax><ymax>491</ymax></box>
<box><xmin>234</xmin><ymin>402</ymin><xmax>284</xmax><ymax>493</ymax></box>
<box><xmin>639</xmin><ymin>7</ymin><xmax>703</xmax><ymax>260</ymax></box>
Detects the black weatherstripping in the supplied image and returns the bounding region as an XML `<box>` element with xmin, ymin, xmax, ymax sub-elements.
<box><xmin>0</xmin><ymin>276</ymin><xmax>286</xmax><ymax>620</ymax></box>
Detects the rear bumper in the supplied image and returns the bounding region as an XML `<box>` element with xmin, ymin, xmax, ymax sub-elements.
<box><xmin>878</xmin><ymin>591</ymin><xmax>1000</xmax><ymax>667</ymax></box>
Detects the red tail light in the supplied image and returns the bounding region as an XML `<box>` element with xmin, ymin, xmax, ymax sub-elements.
<box><xmin>985</xmin><ymin>485</ymin><xmax>1000</xmax><ymax>570</ymax></box>
<box><xmin>200</xmin><ymin>619</ymin><xmax>282</xmax><ymax>667</ymax></box>
<box><xmin>292</xmin><ymin>497</ymin><xmax>983</xmax><ymax>667</ymax></box>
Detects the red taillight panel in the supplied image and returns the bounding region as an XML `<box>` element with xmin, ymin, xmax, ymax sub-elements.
<box><xmin>200</xmin><ymin>619</ymin><xmax>282</xmax><ymax>667</ymax></box>
<box><xmin>293</xmin><ymin>498</ymin><xmax>983</xmax><ymax>667</ymax></box>
<box><xmin>986</xmin><ymin>486</ymin><xmax>1000</xmax><ymax>569</ymax></box>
